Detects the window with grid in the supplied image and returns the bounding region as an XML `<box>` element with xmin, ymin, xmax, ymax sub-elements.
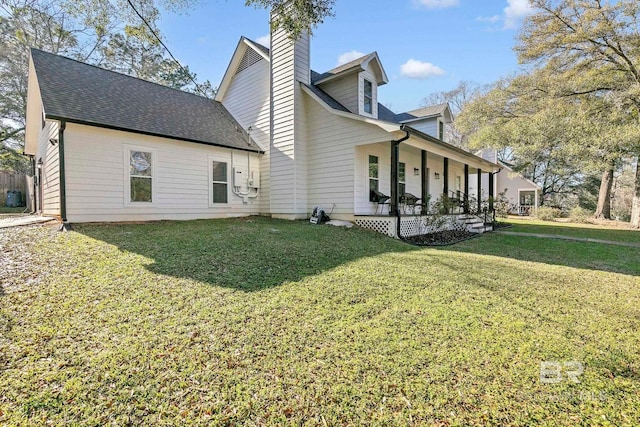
<box><xmin>129</xmin><ymin>151</ymin><xmax>152</xmax><ymax>203</ymax></box>
<box><xmin>364</xmin><ymin>79</ymin><xmax>373</xmax><ymax>114</ymax></box>
<box><xmin>211</xmin><ymin>160</ymin><xmax>228</xmax><ymax>204</ymax></box>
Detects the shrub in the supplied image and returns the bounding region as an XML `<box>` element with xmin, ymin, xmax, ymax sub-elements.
<box><xmin>570</xmin><ymin>206</ymin><xmax>592</xmax><ymax>223</ymax></box>
<box><xmin>494</xmin><ymin>190</ymin><xmax>511</xmax><ymax>219</ymax></box>
<box><xmin>535</xmin><ymin>206</ymin><xmax>561</xmax><ymax>221</ymax></box>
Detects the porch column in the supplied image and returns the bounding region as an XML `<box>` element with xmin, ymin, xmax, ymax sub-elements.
<box><xmin>421</xmin><ymin>150</ymin><xmax>428</xmax><ymax>213</ymax></box>
<box><xmin>390</xmin><ymin>141</ymin><xmax>400</xmax><ymax>215</ymax></box>
<box><xmin>464</xmin><ymin>164</ymin><xmax>469</xmax><ymax>214</ymax></box>
<box><xmin>488</xmin><ymin>172</ymin><xmax>494</xmax><ymax>211</ymax></box>
<box><xmin>443</xmin><ymin>157</ymin><xmax>449</xmax><ymax>197</ymax></box>
<box><xmin>534</xmin><ymin>189</ymin><xmax>539</xmax><ymax>212</ymax></box>
<box><xmin>477</xmin><ymin>168</ymin><xmax>482</xmax><ymax>213</ymax></box>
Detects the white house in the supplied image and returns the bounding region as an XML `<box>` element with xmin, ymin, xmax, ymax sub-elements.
<box><xmin>395</xmin><ymin>103</ymin><xmax>454</xmax><ymax>142</ymax></box>
<box><xmin>24</xmin><ymin>15</ymin><xmax>502</xmax><ymax>237</ymax></box>
<box><xmin>469</xmin><ymin>150</ymin><xmax>541</xmax><ymax>215</ymax></box>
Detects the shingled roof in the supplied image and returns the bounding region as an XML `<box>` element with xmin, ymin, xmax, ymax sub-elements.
<box><xmin>312</xmin><ymin>53</ymin><xmax>378</xmax><ymax>84</ymax></box>
<box><xmin>397</xmin><ymin>103</ymin><xmax>450</xmax><ymax>122</ymax></box>
<box><xmin>30</xmin><ymin>48</ymin><xmax>262</xmax><ymax>153</ymax></box>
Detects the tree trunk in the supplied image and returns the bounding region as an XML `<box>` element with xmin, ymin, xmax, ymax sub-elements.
<box><xmin>631</xmin><ymin>157</ymin><xmax>640</xmax><ymax>228</ymax></box>
<box><xmin>594</xmin><ymin>167</ymin><xmax>614</xmax><ymax>219</ymax></box>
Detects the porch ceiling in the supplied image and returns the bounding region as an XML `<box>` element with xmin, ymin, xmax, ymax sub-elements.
<box><xmin>403</xmin><ymin>137</ymin><xmax>497</xmax><ymax>172</ymax></box>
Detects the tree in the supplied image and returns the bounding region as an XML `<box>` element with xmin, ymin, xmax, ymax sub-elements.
<box><xmin>245</xmin><ymin>0</ymin><xmax>336</xmax><ymax>39</ymax></box>
<box><xmin>456</xmin><ymin>70</ymin><xmax>599</xmax><ymax>205</ymax></box>
<box><xmin>422</xmin><ymin>80</ymin><xmax>486</xmax><ymax>147</ymax></box>
<box><xmin>0</xmin><ymin>0</ymin><xmax>211</xmax><ymax>172</ymax></box>
<box><xmin>517</xmin><ymin>0</ymin><xmax>640</xmax><ymax>226</ymax></box>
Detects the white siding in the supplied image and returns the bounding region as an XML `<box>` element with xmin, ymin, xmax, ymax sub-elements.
<box><xmin>26</xmin><ymin>57</ymin><xmax>61</xmax><ymax>216</ymax></box>
<box><xmin>318</xmin><ymin>73</ymin><xmax>359</xmax><ymax>114</ymax></box>
<box><xmin>221</xmin><ymin>55</ymin><xmax>271</xmax><ymax>214</ymax></box>
<box><xmin>497</xmin><ymin>169</ymin><xmax>539</xmax><ymax>207</ymax></box>
<box><xmin>305</xmin><ymin>94</ymin><xmax>391</xmax><ymax>219</ymax></box>
<box><xmin>469</xmin><ymin>172</ymin><xmax>496</xmax><ymax>202</ymax></box>
<box><xmin>24</xmin><ymin>58</ymin><xmax>42</xmax><ymax>155</ymax></box>
<box><xmin>63</xmin><ymin>124</ymin><xmax>263</xmax><ymax>222</ymax></box>
<box><xmin>269</xmin><ymin>25</ymin><xmax>310</xmax><ymax>218</ymax></box>
<box><xmin>408</xmin><ymin>118</ymin><xmax>438</xmax><ymax>138</ymax></box>
<box><xmin>469</xmin><ymin>167</ymin><xmax>539</xmax><ymax>207</ymax></box>
<box><xmin>37</xmin><ymin>121</ymin><xmax>60</xmax><ymax>216</ymax></box>
<box><xmin>354</xmin><ymin>144</ymin><xmax>388</xmax><ymax>215</ymax></box>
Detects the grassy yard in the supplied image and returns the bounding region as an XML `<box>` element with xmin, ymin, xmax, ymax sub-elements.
<box><xmin>1</xmin><ymin>217</ymin><xmax>639</xmax><ymax>425</ymax></box>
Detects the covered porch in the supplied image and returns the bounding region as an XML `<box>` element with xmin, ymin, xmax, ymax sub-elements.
<box><xmin>516</xmin><ymin>189</ymin><xmax>540</xmax><ymax>216</ymax></box>
<box><xmin>353</xmin><ymin>128</ymin><xmax>500</xmax><ymax>236</ymax></box>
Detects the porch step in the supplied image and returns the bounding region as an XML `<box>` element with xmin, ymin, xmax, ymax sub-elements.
<box><xmin>456</xmin><ymin>214</ymin><xmax>491</xmax><ymax>234</ymax></box>
<box><xmin>470</xmin><ymin>223</ymin><xmax>492</xmax><ymax>233</ymax></box>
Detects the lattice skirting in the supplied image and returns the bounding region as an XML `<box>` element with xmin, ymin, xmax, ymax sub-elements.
<box><xmin>355</xmin><ymin>215</ymin><xmax>467</xmax><ymax>238</ymax></box>
<box><xmin>354</xmin><ymin>217</ymin><xmax>395</xmax><ymax>237</ymax></box>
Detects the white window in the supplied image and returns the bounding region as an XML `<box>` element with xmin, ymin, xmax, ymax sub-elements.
<box><xmin>364</xmin><ymin>79</ymin><xmax>373</xmax><ymax>114</ymax></box>
<box><xmin>368</xmin><ymin>155</ymin><xmax>379</xmax><ymax>202</ymax></box>
<box><xmin>209</xmin><ymin>157</ymin><xmax>230</xmax><ymax>205</ymax></box>
<box><xmin>439</xmin><ymin>121</ymin><xmax>444</xmax><ymax>140</ymax></box>
<box><xmin>129</xmin><ymin>150</ymin><xmax>153</xmax><ymax>203</ymax></box>
<box><xmin>399</xmin><ymin>162</ymin><xmax>406</xmax><ymax>195</ymax></box>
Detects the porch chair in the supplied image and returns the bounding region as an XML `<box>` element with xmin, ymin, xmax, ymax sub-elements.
<box><xmin>370</xmin><ymin>189</ymin><xmax>391</xmax><ymax>214</ymax></box>
<box><xmin>400</xmin><ymin>193</ymin><xmax>421</xmax><ymax>214</ymax></box>
<box><xmin>449</xmin><ymin>190</ymin><xmax>465</xmax><ymax>214</ymax></box>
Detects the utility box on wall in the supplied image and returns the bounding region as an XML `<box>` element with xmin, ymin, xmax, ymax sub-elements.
<box><xmin>233</xmin><ymin>168</ymin><xmax>245</xmax><ymax>188</ymax></box>
<box><xmin>248</xmin><ymin>171</ymin><xmax>260</xmax><ymax>189</ymax></box>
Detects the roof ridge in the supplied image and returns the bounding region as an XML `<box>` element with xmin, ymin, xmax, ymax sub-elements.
<box><xmin>30</xmin><ymin>48</ymin><xmax>215</xmax><ymax>102</ymax></box>
<box><xmin>406</xmin><ymin>103</ymin><xmax>448</xmax><ymax>115</ymax></box>
<box><xmin>325</xmin><ymin>51</ymin><xmax>376</xmax><ymax>74</ymax></box>
<box><xmin>242</xmin><ymin>36</ymin><xmax>270</xmax><ymax>53</ymax></box>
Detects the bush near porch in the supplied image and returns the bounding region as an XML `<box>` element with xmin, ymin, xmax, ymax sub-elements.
<box><xmin>1</xmin><ymin>218</ymin><xmax>638</xmax><ymax>425</ymax></box>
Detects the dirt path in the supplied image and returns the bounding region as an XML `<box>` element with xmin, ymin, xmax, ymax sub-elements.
<box><xmin>495</xmin><ymin>230</ymin><xmax>640</xmax><ymax>248</ymax></box>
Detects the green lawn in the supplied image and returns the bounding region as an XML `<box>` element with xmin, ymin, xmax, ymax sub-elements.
<box><xmin>1</xmin><ymin>218</ymin><xmax>639</xmax><ymax>425</ymax></box>
<box><xmin>503</xmin><ymin>217</ymin><xmax>640</xmax><ymax>244</ymax></box>
<box><xmin>0</xmin><ymin>206</ymin><xmax>26</xmax><ymax>214</ymax></box>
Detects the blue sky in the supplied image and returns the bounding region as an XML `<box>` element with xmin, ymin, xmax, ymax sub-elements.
<box><xmin>158</xmin><ymin>0</ymin><xmax>533</xmax><ymax>113</ymax></box>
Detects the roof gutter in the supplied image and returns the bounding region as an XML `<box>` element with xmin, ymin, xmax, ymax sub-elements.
<box><xmin>44</xmin><ymin>115</ymin><xmax>264</xmax><ymax>154</ymax></box>
<box><xmin>392</xmin><ymin>126</ymin><xmax>411</xmax><ymax>239</ymax></box>
<box><xmin>402</xmin><ymin>125</ymin><xmax>501</xmax><ymax>172</ymax></box>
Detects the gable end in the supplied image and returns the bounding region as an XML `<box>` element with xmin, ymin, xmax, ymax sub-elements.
<box><xmin>236</xmin><ymin>48</ymin><xmax>264</xmax><ymax>76</ymax></box>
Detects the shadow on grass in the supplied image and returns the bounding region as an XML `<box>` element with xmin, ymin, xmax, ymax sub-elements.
<box><xmin>443</xmin><ymin>232</ymin><xmax>640</xmax><ymax>276</ymax></box>
<box><xmin>75</xmin><ymin>217</ymin><xmax>418</xmax><ymax>292</ymax></box>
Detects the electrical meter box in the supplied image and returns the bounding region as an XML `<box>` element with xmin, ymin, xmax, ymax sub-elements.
<box><xmin>248</xmin><ymin>171</ymin><xmax>260</xmax><ymax>189</ymax></box>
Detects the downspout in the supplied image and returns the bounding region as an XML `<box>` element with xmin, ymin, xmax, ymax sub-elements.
<box><xmin>58</xmin><ymin>120</ymin><xmax>68</xmax><ymax>229</ymax></box>
<box><xmin>30</xmin><ymin>155</ymin><xmax>36</xmax><ymax>213</ymax></box>
<box><xmin>488</xmin><ymin>166</ymin><xmax>502</xmax><ymax>224</ymax></box>
<box><xmin>392</xmin><ymin>125</ymin><xmax>410</xmax><ymax>239</ymax></box>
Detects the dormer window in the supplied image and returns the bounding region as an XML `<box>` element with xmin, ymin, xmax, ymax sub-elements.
<box><xmin>439</xmin><ymin>121</ymin><xmax>444</xmax><ymax>140</ymax></box>
<box><xmin>364</xmin><ymin>79</ymin><xmax>373</xmax><ymax>114</ymax></box>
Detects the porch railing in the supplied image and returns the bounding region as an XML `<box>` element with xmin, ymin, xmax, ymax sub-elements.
<box><xmin>518</xmin><ymin>204</ymin><xmax>534</xmax><ymax>216</ymax></box>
